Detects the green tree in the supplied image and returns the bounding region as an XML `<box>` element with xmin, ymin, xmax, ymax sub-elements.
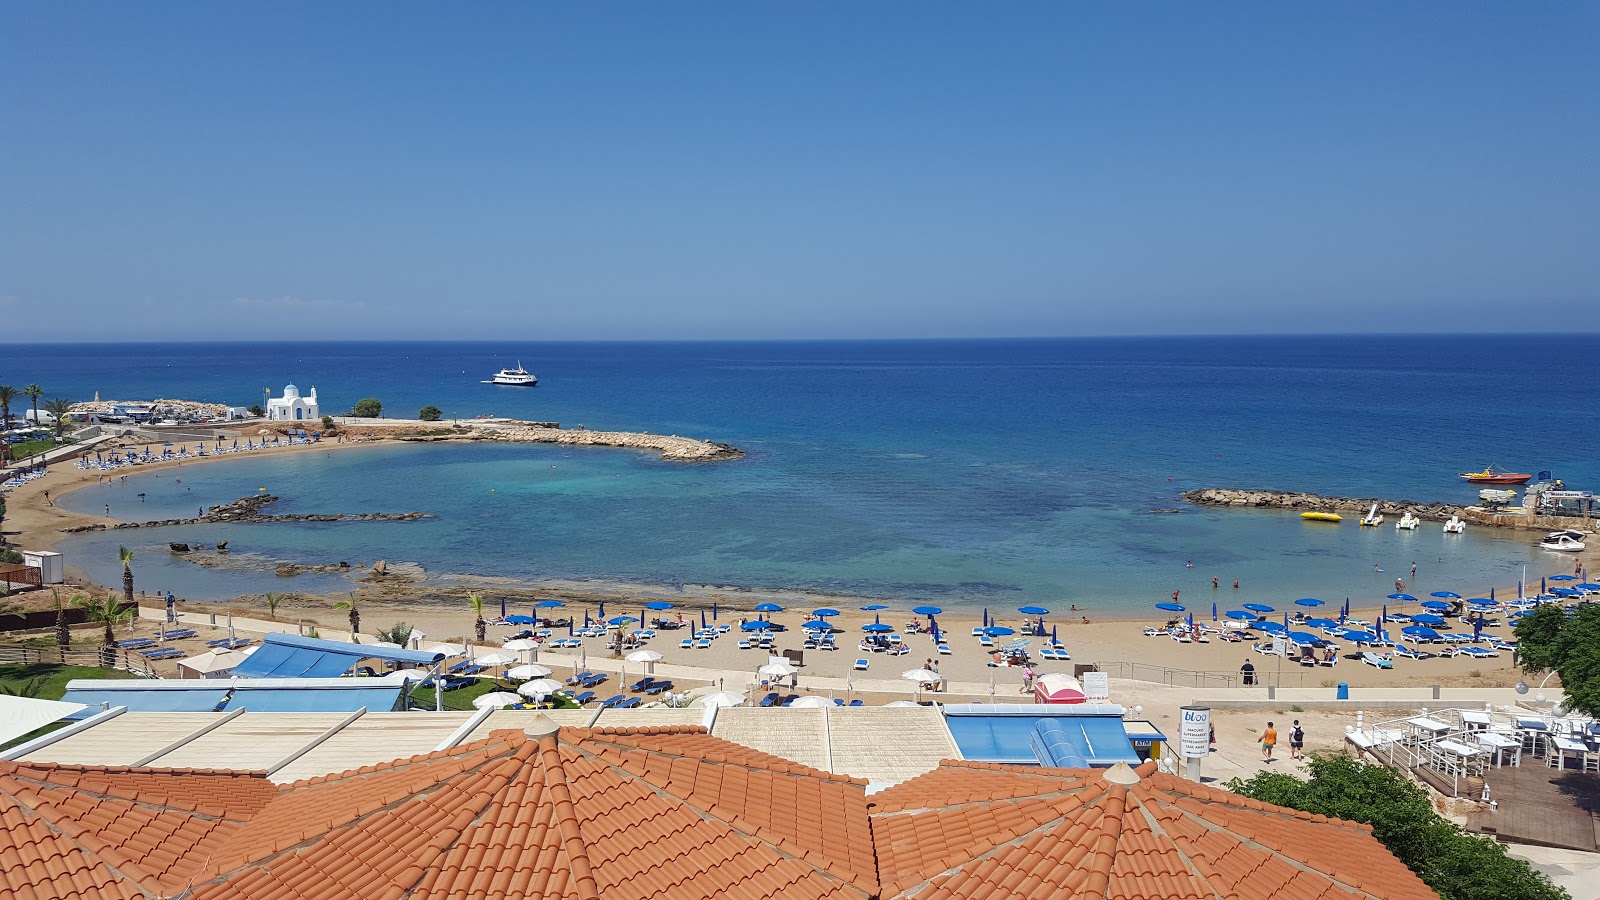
<box><xmin>53</xmin><ymin>590</ymin><xmax>70</xmax><ymax>653</ymax></box>
<box><xmin>1514</xmin><ymin>603</ymin><xmax>1600</xmax><ymax>715</ymax></box>
<box><xmin>468</xmin><ymin>591</ymin><xmax>486</xmax><ymax>643</ymax></box>
<box><xmin>73</xmin><ymin>592</ymin><xmax>134</xmax><ymax>652</ymax></box>
<box><xmin>263</xmin><ymin>592</ymin><xmax>282</xmax><ymax>619</ymax></box>
<box><xmin>22</xmin><ymin>384</ymin><xmax>43</xmax><ymax>427</ymax></box>
<box><xmin>1229</xmin><ymin>755</ymin><xmax>1567</xmax><ymax>900</ymax></box>
<box><xmin>418</xmin><ymin>405</ymin><xmax>442</xmax><ymax>422</ymax></box>
<box><xmin>352</xmin><ymin>398</ymin><xmax>383</xmax><ymax>418</ymax></box>
<box><xmin>117</xmin><ymin>546</ymin><xmax>135</xmax><ymax>607</ymax></box>
<box><xmin>0</xmin><ymin>385</ymin><xmax>16</xmax><ymax>430</ymax></box>
<box><xmin>42</xmin><ymin>398</ymin><xmax>73</xmax><ymax>441</ymax></box>
<box><xmin>320</xmin><ymin>415</ymin><xmax>334</xmax><ymax>430</ymax></box>
<box><xmin>248</xmin><ymin>404</ymin><xmax>265</xmax><ymax>417</ymax></box>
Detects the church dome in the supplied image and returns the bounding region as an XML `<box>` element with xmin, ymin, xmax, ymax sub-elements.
<box><xmin>282</xmin><ymin>384</ymin><xmax>300</xmax><ymax>398</ymax></box>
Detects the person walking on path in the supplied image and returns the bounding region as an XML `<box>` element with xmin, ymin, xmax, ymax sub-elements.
<box><xmin>1289</xmin><ymin>720</ymin><xmax>1305</xmax><ymax>760</ymax></box>
<box><xmin>1240</xmin><ymin>659</ymin><xmax>1256</xmax><ymax>686</ymax></box>
<box><xmin>165</xmin><ymin>592</ymin><xmax>177</xmax><ymax>624</ymax></box>
<box><xmin>1259</xmin><ymin>722</ymin><xmax>1278</xmax><ymax>762</ymax></box>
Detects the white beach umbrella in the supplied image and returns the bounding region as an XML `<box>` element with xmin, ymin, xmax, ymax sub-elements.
<box><xmin>626</xmin><ymin>649</ymin><xmax>663</xmax><ymax>674</ymax></box>
<box><xmin>474</xmin><ymin>652</ymin><xmax>516</xmax><ymax>667</ymax></box>
<box><xmin>501</xmin><ymin>639</ymin><xmax>539</xmax><ymax>651</ymax></box>
<box><xmin>788</xmin><ymin>696</ymin><xmax>832</xmax><ymax>709</ymax></box>
<box><xmin>518</xmin><ymin>679</ymin><xmax>564</xmax><ymax>700</ymax></box>
<box><xmin>407</xmin><ymin>629</ymin><xmax>427</xmax><ymax>649</ymax></box>
<box><xmin>885</xmin><ymin>700</ymin><xmax>920</xmax><ymax>707</ymax></box>
<box><xmin>370</xmin><ymin>641</ymin><xmax>401</xmax><ymax>649</ymax></box>
<box><xmin>758</xmin><ymin>661</ymin><xmax>796</xmax><ymax>679</ymax></box>
<box><xmin>391</xmin><ymin>668</ymin><xmax>429</xmax><ymax>681</ymax></box>
<box><xmin>425</xmin><ymin>643</ymin><xmax>465</xmax><ymax>658</ymax></box>
<box><xmin>507</xmin><ymin>663</ymin><xmax>553</xmax><ymax>680</ymax></box>
<box><xmin>692</xmin><ymin>691</ymin><xmax>746</xmax><ymax>709</ymax></box>
<box><xmin>472</xmin><ymin>692</ymin><xmax>523</xmax><ymax>710</ymax></box>
<box><xmin>901</xmin><ymin>668</ymin><xmax>939</xmax><ymax>702</ymax></box>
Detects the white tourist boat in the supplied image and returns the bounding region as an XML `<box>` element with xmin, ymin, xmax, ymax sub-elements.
<box><xmin>1540</xmin><ymin>530</ymin><xmax>1587</xmax><ymax>552</ymax></box>
<box><xmin>1443</xmin><ymin>515</ymin><xmax>1466</xmax><ymax>534</ymax></box>
<box><xmin>484</xmin><ymin>362</ymin><xmax>538</xmax><ymax>386</ymax></box>
<box><xmin>1395</xmin><ymin>512</ymin><xmax>1419</xmax><ymax>530</ymax></box>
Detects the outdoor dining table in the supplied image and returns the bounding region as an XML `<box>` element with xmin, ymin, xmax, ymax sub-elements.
<box><xmin>1475</xmin><ymin>731</ymin><xmax>1522</xmax><ymax>768</ymax></box>
<box><xmin>1516</xmin><ymin>717</ymin><xmax>1552</xmax><ymax>755</ymax></box>
<box><xmin>1550</xmin><ymin>736</ymin><xmax>1591</xmax><ymax>771</ymax></box>
<box><xmin>1406</xmin><ymin>716</ymin><xmax>1452</xmax><ymax>740</ymax></box>
<box><xmin>1459</xmin><ymin>710</ymin><xmax>1492</xmax><ymax>732</ymax></box>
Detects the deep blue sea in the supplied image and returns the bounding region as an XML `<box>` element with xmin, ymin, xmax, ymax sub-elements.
<box><xmin>13</xmin><ymin>336</ymin><xmax>1597</xmax><ymax>612</ymax></box>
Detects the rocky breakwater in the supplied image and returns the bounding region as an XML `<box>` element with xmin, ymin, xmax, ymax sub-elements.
<box><xmin>378</xmin><ymin>420</ymin><xmax>744</xmax><ymax>461</ymax></box>
<box><xmin>1183</xmin><ymin>488</ymin><xmax>1480</xmax><ymax>523</ymax></box>
<box><xmin>61</xmin><ymin>494</ymin><xmax>435</xmax><ymax>534</ymax></box>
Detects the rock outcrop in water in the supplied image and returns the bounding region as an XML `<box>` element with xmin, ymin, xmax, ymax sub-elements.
<box><xmin>61</xmin><ymin>494</ymin><xmax>434</xmax><ymax>534</ymax></box>
<box><xmin>343</xmin><ymin>419</ymin><xmax>743</xmax><ymax>461</ymax></box>
<box><xmin>1181</xmin><ymin>488</ymin><xmax>1540</xmax><ymax>529</ymax></box>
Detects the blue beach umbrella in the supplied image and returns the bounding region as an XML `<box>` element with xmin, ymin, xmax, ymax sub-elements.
<box><xmin>1466</xmin><ymin>598</ymin><xmax>1497</xmax><ymax>607</ymax></box>
<box><xmin>1306</xmin><ymin>617</ymin><xmax>1339</xmax><ymax>629</ymax></box>
<box><xmin>1420</xmin><ymin>600</ymin><xmax>1451</xmax><ymax>611</ymax></box>
<box><xmin>812</xmin><ymin>608</ymin><xmax>841</xmax><ymax>618</ymax></box>
<box><xmin>802</xmin><ymin>620</ymin><xmax>832</xmax><ymax>632</ymax></box>
<box><xmin>1387</xmin><ymin>593</ymin><xmax>1416</xmax><ymax>602</ymax></box>
<box><xmin>1243</xmin><ymin>603</ymin><xmax>1274</xmax><ymax>613</ymax></box>
<box><xmin>983</xmin><ymin>626</ymin><xmax>1016</xmax><ymax>637</ymax></box>
<box><xmin>1018</xmin><ymin>605</ymin><xmax>1049</xmax><ymax>615</ymax></box>
<box><xmin>1412</xmin><ymin>614</ymin><xmax>1446</xmax><ymax>626</ymax></box>
<box><xmin>1403</xmin><ymin>625</ymin><xmax>1440</xmax><ymax>639</ymax></box>
<box><xmin>863</xmin><ymin>623</ymin><xmax>893</xmax><ymax>633</ymax></box>
<box><xmin>1288</xmin><ymin>631</ymin><xmax>1322</xmax><ymax>645</ymax></box>
<box><xmin>983</xmin><ymin>608</ymin><xmax>990</xmax><ymax>627</ymax></box>
<box><xmin>1577</xmin><ymin>584</ymin><xmax>1600</xmax><ymax>591</ymax></box>
<box><xmin>1553</xmin><ymin>588</ymin><xmax>1581</xmax><ymax>597</ymax></box>
<box><xmin>1256</xmin><ymin>621</ymin><xmax>1287</xmax><ymax>635</ymax></box>
<box><xmin>1052</xmin><ymin>625</ymin><xmax>1059</xmax><ymax>643</ymax></box>
<box><xmin>1490</xmin><ymin>587</ymin><xmax>1496</xmax><ymax>601</ymax></box>
<box><xmin>504</xmin><ymin>615</ymin><xmax>536</xmax><ymax>625</ymax></box>
<box><xmin>1155</xmin><ymin>603</ymin><xmax>1185</xmax><ymax>612</ymax></box>
<box><xmin>1341</xmin><ymin>629</ymin><xmax>1377</xmax><ymax>643</ymax></box>
<box><xmin>500</xmin><ymin>597</ymin><xmax>506</xmax><ymax>619</ymax></box>
<box><xmin>754</xmin><ymin>603</ymin><xmax>783</xmax><ymax>613</ymax></box>
<box><xmin>1542</xmin><ymin>577</ymin><xmax>1547</xmax><ymax>594</ymax></box>
<box><xmin>644</xmin><ymin>601</ymin><xmax>673</xmax><ymax>611</ymax></box>
<box><xmin>607</xmin><ymin>616</ymin><xmax>637</xmax><ymax>627</ymax></box>
<box><xmin>1294</xmin><ymin>598</ymin><xmax>1325</xmax><ymax>608</ymax></box>
<box><xmin>1551</xmin><ymin>575</ymin><xmax>1579</xmax><ymax>581</ymax></box>
<box><xmin>536</xmin><ymin>600</ymin><xmax>565</xmax><ymax>609</ymax></box>
<box><xmin>1224</xmin><ymin>610</ymin><xmax>1254</xmax><ymax>620</ymax></box>
<box><xmin>913</xmin><ymin>605</ymin><xmax>943</xmax><ymax>616</ymax></box>
<box><xmin>742</xmin><ymin>621</ymin><xmax>772</xmax><ymax>632</ymax></box>
<box><xmin>701</xmin><ymin>610</ymin><xmax>708</xmax><ymax>629</ymax></box>
<box><xmin>862</xmin><ymin>604</ymin><xmax>888</xmax><ymax>611</ymax></box>
<box><xmin>598</xmin><ymin>601</ymin><xmax>605</xmax><ymax>617</ymax></box>
<box><xmin>1431</xmin><ymin>591</ymin><xmax>1462</xmax><ymax>599</ymax></box>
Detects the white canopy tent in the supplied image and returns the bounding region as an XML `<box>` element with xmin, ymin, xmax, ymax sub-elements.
<box><xmin>177</xmin><ymin>648</ymin><xmax>251</xmax><ymax>679</ymax></box>
<box><xmin>0</xmin><ymin>695</ymin><xmax>87</xmax><ymax>746</ymax></box>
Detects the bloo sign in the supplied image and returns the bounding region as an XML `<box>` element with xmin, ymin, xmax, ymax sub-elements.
<box><xmin>1179</xmin><ymin>705</ymin><xmax>1211</xmax><ymax>758</ymax></box>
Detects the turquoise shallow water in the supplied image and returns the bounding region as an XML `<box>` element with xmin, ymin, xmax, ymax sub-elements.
<box><xmin>36</xmin><ymin>336</ymin><xmax>1595</xmax><ymax>612</ymax></box>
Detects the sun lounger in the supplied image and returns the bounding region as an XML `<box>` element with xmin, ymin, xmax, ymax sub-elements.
<box><xmin>759</xmin><ymin>692</ymin><xmax>780</xmax><ymax>707</ymax></box>
<box><xmin>848</xmin><ymin>699</ymin><xmax>865</xmax><ymax>707</ymax></box>
<box><xmin>572</xmin><ymin>691</ymin><xmax>597</xmax><ymax>705</ymax></box>
<box><xmin>1393</xmin><ymin>644</ymin><xmax>1430</xmax><ymax>660</ymax></box>
<box><xmin>628</xmin><ymin>677</ymin><xmax>656</xmax><ymax>692</ymax></box>
<box><xmin>643</xmin><ymin>680</ymin><xmax>673</xmax><ymax>695</ymax></box>
<box><xmin>937</xmin><ymin>644</ymin><xmax>953</xmax><ymax>656</ymax></box>
<box><xmin>1458</xmin><ymin>646</ymin><xmax>1499</xmax><ymax>658</ymax></box>
<box><xmin>854</xmin><ymin>659</ymin><xmax>869</xmax><ymax>670</ymax></box>
<box><xmin>695</xmin><ymin>639</ymin><xmax>712</xmax><ymax>649</ymax></box>
<box><xmin>116</xmin><ymin>638</ymin><xmax>156</xmax><ymax>649</ymax></box>
<box><xmin>778</xmin><ymin>694</ymin><xmax>800</xmax><ymax>706</ymax></box>
<box><xmin>581</xmin><ymin>673</ymin><xmax>608</xmax><ymax>688</ymax></box>
<box><xmin>889</xmin><ymin>645</ymin><xmax>910</xmax><ymax>656</ymax></box>
<box><xmin>618</xmin><ymin>697</ymin><xmax>642</xmax><ymax>709</ymax></box>
<box><xmin>1361</xmin><ymin>652</ymin><xmax>1393</xmax><ymax>669</ymax></box>
<box><xmin>566</xmin><ymin>671</ymin><xmax>593</xmax><ymax>685</ymax></box>
<box><xmin>738</xmin><ymin>640</ymin><xmax>751</xmax><ymax>650</ymax></box>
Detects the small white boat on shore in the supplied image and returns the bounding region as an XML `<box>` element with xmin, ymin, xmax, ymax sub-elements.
<box><xmin>1540</xmin><ymin>530</ymin><xmax>1587</xmax><ymax>552</ymax></box>
<box><xmin>484</xmin><ymin>361</ymin><xmax>538</xmax><ymax>386</ymax></box>
<box><xmin>1443</xmin><ymin>515</ymin><xmax>1466</xmax><ymax>534</ymax></box>
<box><xmin>1359</xmin><ymin>503</ymin><xmax>1383</xmax><ymax>527</ymax></box>
<box><xmin>1395</xmin><ymin>512</ymin><xmax>1419</xmax><ymax>530</ymax></box>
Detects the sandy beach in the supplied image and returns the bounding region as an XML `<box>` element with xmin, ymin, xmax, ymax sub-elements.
<box><xmin>6</xmin><ymin>427</ymin><xmax>1594</xmax><ymax>696</ymax></box>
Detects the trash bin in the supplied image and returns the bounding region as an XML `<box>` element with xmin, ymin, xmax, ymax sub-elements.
<box><xmin>1336</xmin><ymin>682</ymin><xmax>1349</xmax><ymax>700</ymax></box>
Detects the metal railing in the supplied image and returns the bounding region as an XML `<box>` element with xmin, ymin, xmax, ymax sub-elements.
<box><xmin>1096</xmin><ymin>661</ymin><xmax>1238</xmax><ymax>688</ymax></box>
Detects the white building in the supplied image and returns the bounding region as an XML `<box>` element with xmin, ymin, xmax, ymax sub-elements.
<box><xmin>266</xmin><ymin>384</ymin><xmax>319</xmax><ymax>422</ymax></box>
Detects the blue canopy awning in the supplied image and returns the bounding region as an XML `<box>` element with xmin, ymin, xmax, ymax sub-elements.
<box><xmin>1029</xmin><ymin>717</ymin><xmax>1142</xmax><ymax>768</ymax></box>
<box><xmin>229</xmin><ymin>633</ymin><xmax>444</xmax><ymax>679</ymax></box>
<box><xmin>224</xmin><ymin>686</ymin><xmax>402</xmax><ymax>713</ymax></box>
<box><xmin>62</xmin><ymin>687</ymin><xmax>230</xmax><ymax>713</ymax></box>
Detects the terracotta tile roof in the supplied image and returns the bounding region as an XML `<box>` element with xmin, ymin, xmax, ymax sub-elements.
<box><xmin>868</xmin><ymin>759</ymin><xmax>1436</xmax><ymax>900</ymax></box>
<box><xmin>0</xmin><ymin>722</ymin><xmax>1436</xmax><ymax>900</ymax></box>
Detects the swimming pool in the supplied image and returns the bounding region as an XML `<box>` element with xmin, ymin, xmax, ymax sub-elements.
<box><xmin>943</xmin><ymin>704</ymin><xmax>1144</xmax><ymax>767</ymax></box>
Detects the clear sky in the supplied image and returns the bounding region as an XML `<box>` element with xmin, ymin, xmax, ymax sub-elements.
<box><xmin>2</xmin><ymin>2</ymin><xmax>1596</xmax><ymax>341</ymax></box>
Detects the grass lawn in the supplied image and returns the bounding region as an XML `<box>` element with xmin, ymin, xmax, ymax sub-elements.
<box><xmin>0</xmin><ymin>662</ymin><xmax>137</xmax><ymax>751</ymax></box>
<box><xmin>8</xmin><ymin>436</ymin><xmax>69</xmax><ymax>459</ymax></box>
<box><xmin>434</xmin><ymin>676</ymin><xmax>579</xmax><ymax>712</ymax></box>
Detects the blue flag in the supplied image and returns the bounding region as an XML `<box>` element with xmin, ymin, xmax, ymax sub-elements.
<box><xmin>1538</xmin><ymin>471</ymin><xmax>1552</xmax><ymax>482</ymax></box>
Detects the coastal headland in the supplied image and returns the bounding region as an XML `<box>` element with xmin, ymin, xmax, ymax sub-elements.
<box><xmin>1184</xmin><ymin>487</ymin><xmax>1588</xmax><ymax>532</ymax></box>
<box><xmin>353</xmin><ymin>417</ymin><xmax>745</xmax><ymax>461</ymax></box>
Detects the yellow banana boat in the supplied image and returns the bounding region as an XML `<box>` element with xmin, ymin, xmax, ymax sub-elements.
<box><xmin>1301</xmin><ymin>512</ymin><xmax>1342</xmax><ymax>523</ymax></box>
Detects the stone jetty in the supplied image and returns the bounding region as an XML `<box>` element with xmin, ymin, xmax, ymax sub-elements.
<box><xmin>61</xmin><ymin>494</ymin><xmax>434</xmax><ymax>534</ymax></box>
<box><xmin>367</xmin><ymin>419</ymin><xmax>744</xmax><ymax>461</ymax></box>
<box><xmin>1184</xmin><ymin>488</ymin><xmax>1485</xmax><ymax>524</ymax></box>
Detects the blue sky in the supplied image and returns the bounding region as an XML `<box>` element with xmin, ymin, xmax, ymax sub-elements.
<box><xmin>2</xmin><ymin>3</ymin><xmax>1595</xmax><ymax>341</ymax></box>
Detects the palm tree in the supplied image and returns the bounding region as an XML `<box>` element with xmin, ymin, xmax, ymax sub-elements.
<box><xmin>335</xmin><ymin>595</ymin><xmax>360</xmax><ymax>640</ymax></box>
<box><xmin>0</xmin><ymin>385</ymin><xmax>16</xmax><ymax>431</ymax></box>
<box><xmin>53</xmin><ymin>590</ymin><xmax>70</xmax><ymax>656</ymax></box>
<box><xmin>264</xmin><ymin>592</ymin><xmax>282</xmax><ymax>619</ymax></box>
<box><xmin>118</xmin><ymin>546</ymin><xmax>135</xmax><ymax>606</ymax></box>
<box><xmin>43</xmin><ymin>398</ymin><xmax>73</xmax><ymax>442</ymax></box>
<box><xmin>73</xmin><ymin>592</ymin><xmax>133</xmax><ymax>662</ymax></box>
<box><xmin>22</xmin><ymin>384</ymin><xmax>43</xmax><ymax>428</ymax></box>
<box><xmin>468</xmin><ymin>591</ymin><xmax>487</xmax><ymax>643</ymax></box>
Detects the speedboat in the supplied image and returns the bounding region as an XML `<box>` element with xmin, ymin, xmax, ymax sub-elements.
<box><xmin>1359</xmin><ymin>503</ymin><xmax>1383</xmax><ymax>527</ymax></box>
<box><xmin>1459</xmin><ymin>465</ymin><xmax>1532</xmax><ymax>484</ymax></box>
<box><xmin>484</xmin><ymin>362</ymin><xmax>538</xmax><ymax>386</ymax></box>
<box><xmin>1395</xmin><ymin>512</ymin><xmax>1420</xmax><ymax>530</ymax></box>
<box><xmin>1443</xmin><ymin>515</ymin><xmax>1466</xmax><ymax>534</ymax></box>
<box><xmin>1540</xmin><ymin>531</ymin><xmax>1587</xmax><ymax>552</ymax></box>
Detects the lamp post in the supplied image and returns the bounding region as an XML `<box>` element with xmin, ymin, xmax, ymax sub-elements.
<box><xmin>263</xmin><ymin>387</ymin><xmax>270</xmax><ymax>420</ymax></box>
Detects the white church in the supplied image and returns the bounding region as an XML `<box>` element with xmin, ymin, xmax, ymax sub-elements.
<box><xmin>266</xmin><ymin>384</ymin><xmax>320</xmax><ymax>422</ymax></box>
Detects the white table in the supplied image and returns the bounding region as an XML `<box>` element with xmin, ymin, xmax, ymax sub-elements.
<box><xmin>1551</xmin><ymin>736</ymin><xmax>1590</xmax><ymax>771</ymax></box>
<box><xmin>1407</xmin><ymin>716</ymin><xmax>1452</xmax><ymax>740</ymax></box>
<box><xmin>1476</xmin><ymin>732</ymin><xmax>1522</xmax><ymax>767</ymax></box>
<box><xmin>1460</xmin><ymin>711</ymin><xmax>1492</xmax><ymax>731</ymax></box>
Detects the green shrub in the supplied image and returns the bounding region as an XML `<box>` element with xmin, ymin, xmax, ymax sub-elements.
<box><xmin>418</xmin><ymin>405</ymin><xmax>442</xmax><ymax>422</ymax></box>
<box><xmin>352</xmin><ymin>398</ymin><xmax>383</xmax><ymax>418</ymax></box>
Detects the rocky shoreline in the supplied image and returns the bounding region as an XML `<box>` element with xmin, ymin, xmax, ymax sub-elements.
<box><xmin>1182</xmin><ymin>488</ymin><xmax>1536</xmax><ymax>529</ymax></box>
<box><xmin>340</xmin><ymin>419</ymin><xmax>744</xmax><ymax>461</ymax></box>
<box><xmin>60</xmin><ymin>494</ymin><xmax>434</xmax><ymax>534</ymax></box>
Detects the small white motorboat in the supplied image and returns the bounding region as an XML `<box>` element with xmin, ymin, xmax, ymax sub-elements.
<box><xmin>1540</xmin><ymin>531</ymin><xmax>1587</xmax><ymax>552</ymax></box>
<box><xmin>1395</xmin><ymin>512</ymin><xmax>1420</xmax><ymax>530</ymax></box>
<box><xmin>1443</xmin><ymin>515</ymin><xmax>1466</xmax><ymax>534</ymax></box>
<box><xmin>1359</xmin><ymin>503</ymin><xmax>1383</xmax><ymax>527</ymax></box>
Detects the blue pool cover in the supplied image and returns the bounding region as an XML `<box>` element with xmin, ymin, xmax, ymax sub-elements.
<box><xmin>1029</xmin><ymin>718</ymin><xmax>1142</xmax><ymax>768</ymax></box>
<box><xmin>944</xmin><ymin>706</ymin><xmax>1140</xmax><ymax>767</ymax></box>
<box><xmin>223</xmin><ymin>686</ymin><xmax>402</xmax><ymax>713</ymax></box>
<box><xmin>229</xmin><ymin>633</ymin><xmax>443</xmax><ymax>679</ymax></box>
<box><xmin>61</xmin><ymin>688</ymin><xmax>230</xmax><ymax>713</ymax></box>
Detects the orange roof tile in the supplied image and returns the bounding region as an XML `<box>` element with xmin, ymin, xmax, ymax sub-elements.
<box><xmin>0</xmin><ymin>722</ymin><xmax>1437</xmax><ymax>900</ymax></box>
<box><xmin>868</xmin><ymin>759</ymin><xmax>1436</xmax><ymax>900</ymax></box>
